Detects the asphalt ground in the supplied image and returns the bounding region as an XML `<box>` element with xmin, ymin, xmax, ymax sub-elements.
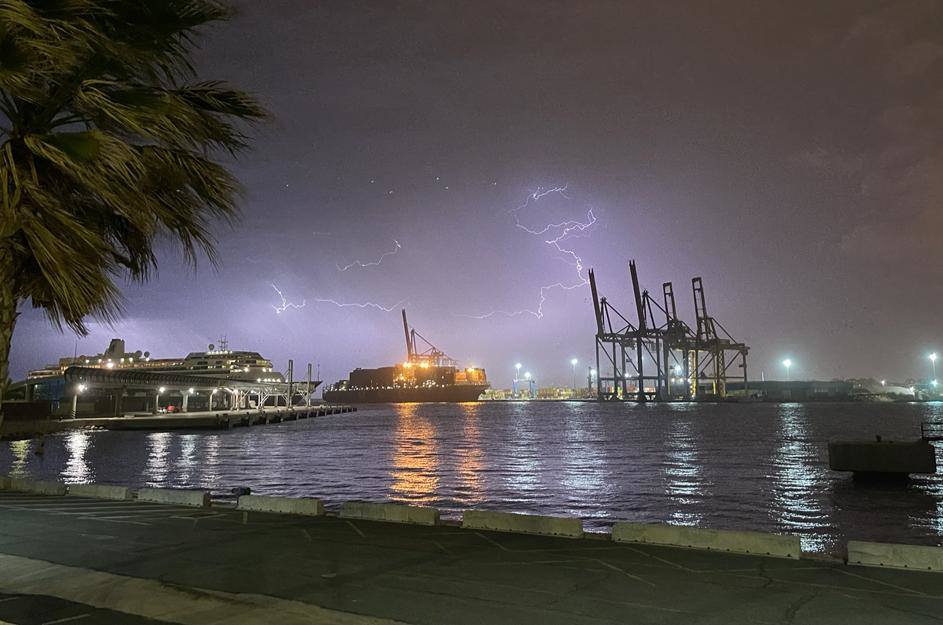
<box><xmin>0</xmin><ymin>491</ymin><xmax>941</xmax><ymax>624</ymax></box>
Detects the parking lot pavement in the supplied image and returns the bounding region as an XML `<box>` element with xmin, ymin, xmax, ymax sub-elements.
<box><xmin>0</xmin><ymin>491</ymin><xmax>941</xmax><ymax>625</ymax></box>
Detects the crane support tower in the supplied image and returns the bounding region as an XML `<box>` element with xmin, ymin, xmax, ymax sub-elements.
<box><xmin>588</xmin><ymin>261</ymin><xmax>748</xmax><ymax>401</ymax></box>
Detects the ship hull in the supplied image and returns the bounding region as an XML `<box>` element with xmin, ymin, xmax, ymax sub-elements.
<box><xmin>323</xmin><ymin>385</ymin><xmax>488</xmax><ymax>404</ymax></box>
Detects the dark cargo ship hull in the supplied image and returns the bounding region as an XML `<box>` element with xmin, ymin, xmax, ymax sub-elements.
<box><xmin>323</xmin><ymin>385</ymin><xmax>487</xmax><ymax>404</ymax></box>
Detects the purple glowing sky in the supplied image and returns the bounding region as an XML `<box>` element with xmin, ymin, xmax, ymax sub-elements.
<box><xmin>12</xmin><ymin>1</ymin><xmax>943</xmax><ymax>386</ymax></box>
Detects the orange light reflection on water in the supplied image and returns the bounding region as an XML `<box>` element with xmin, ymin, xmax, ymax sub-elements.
<box><xmin>391</xmin><ymin>403</ymin><xmax>439</xmax><ymax>504</ymax></box>
<box><xmin>457</xmin><ymin>403</ymin><xmax>484</xmax><ymax>505</ymax></box>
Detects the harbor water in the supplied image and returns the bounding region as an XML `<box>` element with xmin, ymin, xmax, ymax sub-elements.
<box><xmin>2</xmin><ymin>401</ymin><xmax>942</xmax><ymax>554</ymax></box>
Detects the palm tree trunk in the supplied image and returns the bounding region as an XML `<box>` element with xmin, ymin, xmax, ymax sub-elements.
<box><xmin>0</xmin><ymin>245</ymin><xmax>17</xmax><ymax>434</ymax></box>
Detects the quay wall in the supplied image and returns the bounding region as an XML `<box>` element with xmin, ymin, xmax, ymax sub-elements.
<box><xmin>137</xmin><ymin>487</ymin><xmax>210</xmax><ymax>507</ymax></box>
<box><xmin>340</xmin><ymin>501</ymin><xmax>439</xmax><ymax>526</ymax></box>
<box><xmin>462</xmin><ymin>509</ymin><xmax>583</xmax><ymax>538</ymax></box>
<box><xmin>612</xmin><ymin>522</ymin><xmax>801</xmax><ymax>559</ymax></box>
<box><xmin>238</xmin><ymin>494</ymin><xmax>324</xmax><ymax>516</ymax></box>
<box><xmin>3</xmin><ymin>475</ymin><xmax>942</xmax><ymax>573</ymax></box>
<box><xmin>848</xmin><ymin>541</ymin><xmax>943</xmax><ymax>572</ymax></box>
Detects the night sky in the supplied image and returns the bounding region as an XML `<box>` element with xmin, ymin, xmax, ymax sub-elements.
<box><xmin>11</xmin><ymin>1</ymin><xmax>943</xmax><ymax>386</ymax></box>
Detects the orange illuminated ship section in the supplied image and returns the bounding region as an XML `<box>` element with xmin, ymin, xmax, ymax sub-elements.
<box><xmin>323</xmin><ymin>309</ymin><xmax>489</xmax><ymax>404</ymax></box>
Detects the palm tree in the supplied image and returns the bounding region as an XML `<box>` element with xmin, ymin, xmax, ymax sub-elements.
<box><xmin>0</xmin><ymin>1</ymin><xmax>266</xmax><ymax>426</ymax></box>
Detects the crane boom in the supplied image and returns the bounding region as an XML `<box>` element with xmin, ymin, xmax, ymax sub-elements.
<box><xmin>402</xmin><ymin>309</ymin><xmax>412</xmax><ymax>359</ymax></box>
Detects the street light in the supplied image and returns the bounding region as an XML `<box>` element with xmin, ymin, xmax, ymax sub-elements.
<box><xmin>158</xmin><ymin>386</ymin><xmax>166</xmax><ymax>394</ymax></box>
<box><xmin>930</xmin><ymin>353</ymin><xmax>938</xmax><ymax>380</ymax></box>
<box><xmin>515</xmin><ymin>362</ymin><xmax>522</xmax><ymax>380</ymax></box>
<box><xmin>70</xmin><ymin>383</ymin><xmax>88</xmax><ymax>419</ymax></box>
<box><xmin>524</xmin><ymin>371</ymin><xmax>532</xmax><ymax>380</ymax></box>
<box><xmin>782</xmin><ymin>359</ymin><xmax>793</xmax><ymax>381</ymax></box>
<box><xmin>570</xmin><ymin>358</ymin><xmax>578</xmax><ymax>391</ymax></box>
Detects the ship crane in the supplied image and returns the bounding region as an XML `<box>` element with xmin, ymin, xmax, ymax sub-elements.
<box><xmin>401</xmin><ymin>309</ymin><xmax>456</xmax><ymax>368</ymax></box>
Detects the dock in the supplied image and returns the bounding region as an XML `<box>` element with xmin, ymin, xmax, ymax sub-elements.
<box><xmin>69</xmin><ymin>404</ymin><xmax>356</xmax><ymax>431</ymax></box>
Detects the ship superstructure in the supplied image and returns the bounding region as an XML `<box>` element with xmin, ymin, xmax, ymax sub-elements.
<box><xmin>27</xmin><ymin>338</ymin><xmax>286</xmax><ymax>384</ymax></box>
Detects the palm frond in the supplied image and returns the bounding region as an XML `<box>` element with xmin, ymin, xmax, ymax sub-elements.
<box><xmin>0</xmin><ymin>0</ymin><xmax>266</xmax><ymax>336</ymax></box>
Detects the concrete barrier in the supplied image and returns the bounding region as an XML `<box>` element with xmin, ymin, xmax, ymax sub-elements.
<box><xmin>237</xmin><ymin>494</ymin><xmax>324</xmax><ymax>516</ymax></box>
<box><xmin>67</xmin><ymin>484</ymin><xmax>131</xmax><ymax>501</ymax></box>
<box><xmin>8</xmin><ymin>478</ymin><xmax>67</xmax><ymax>496</ymax></box>
<box><xmin>340</xmin><ymin>501</ymin><xmax>440</xmax><ymax>526</ymax></box>
<box><xmin>848</xmin><ymin>541</ymin><xmax>943</xmax><ymax>572</ymax></box>
<box><xmin>611</xmin><ymin>522</ymin><xmax>800</xmax><ymax>559</ymax></box>
<box><xmin>136</xmin><ymin>487</ymin><xmax>209</xmax><ymax>508</ymax></box>
<box><xmin>462</xmin><ymin>510</ymin><xmax>583</xmax><ymax>538</ymax></box>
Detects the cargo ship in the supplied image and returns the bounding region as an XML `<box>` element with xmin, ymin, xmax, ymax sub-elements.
<box><xmin>322</xmin><ymin>310</ymin><xmax>489</xmax><ymax>403</ymax></box>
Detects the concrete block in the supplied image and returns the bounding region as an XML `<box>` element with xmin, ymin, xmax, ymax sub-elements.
<box><xmin>67</xmin><ymin>484</ymin><xmax>131</xmax><ymax>501</ymax></box>
<box><xmin>829</xmin><ymin>440</ymin><xmax>936</xmax><ymax>474</ymax></box>
<box><xmin>611</xmin><ymin>522</ymin><xmax>800</xmax><ymax>559</ymax></box>
<box><xmin>237</xmin><ymin>494</ymin><xmax>324</xmax><ymax>516</ymax></box>
<box><xmin>848</xmin><ymin>541</ymin><xmax>943</xmax><ymax>572</ymax></box>
<box><xmin>340</xmin><ymin>501</ymin><xmax>440</xmax><ymax>526</ymax></box>
<box><xmin>9</xmin><ymin>478</ymin><xmax>66</xmax><ymax>496</ymax></box>
<box><xmin>136</xmin><ymin>487</ymin><xmax>209</xmax><ymax>508</ymax></box>
<box><xmin>462</xmin><ymin>510</ymin><xmax>583</xmax><ymax>538</ymax></box>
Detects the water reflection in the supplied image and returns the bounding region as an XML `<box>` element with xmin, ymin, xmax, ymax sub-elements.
<box><xmin>61</xmin><ymin>431</ymin><xmax>92</xmax><ymax>483</ymax></box>
<box><xmin>664</xmin><ymin>418</ymin><xmax>706</xmax><ymax>526</ymax></box>
<box><xmin>920</xmin><ymin>404</ymin><xmax>943</xmax><ymax>537</ymax></box>
<box><xmin>7</xmin><ymin>440</ymin><xmax>31</xmax><ymax>477</ymax></box>
<box><xmin>771</xmin><ymin>404</ymin><xmax>831</xmax><ymax>551</ymax></box>
<box><xmin>175</xmin><ymin>435</ymin><xmax>199</xmax><ymax>485</ymax></box>
<box><xmin>144</xmin><ymin>432</ymin><xmax>172</xmax><ymax>486</ymax></box>
<box><xmin>390</xmin><ymin>404</ymin><xmax>439</xmax><ymax>504</ymax></box>
<box><xmin>503</xmin><ymin>404</ymin><xmax>541</xmax><ymax>504</ymax></box>
<box><xmin>561</xmin><ymin>410</ymin><xmax>609</xmax><ymax>514</ymax></box>
<box><xmin>456</xmin><ymin>403</ymin><xmax>484</xmax><ymax>505</ymax></box>
<box><xmin>199</xmin><ymin>435</ymin><xmax>221</xmax><ymax>489</ymax></box>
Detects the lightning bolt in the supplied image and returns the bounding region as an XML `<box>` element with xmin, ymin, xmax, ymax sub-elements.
<box><xmin>312</xmin><ymin>297</ymin><xmax>407</xmax><ymax>312</ymax></box>
<box><xmin>271</xmin><ymin>283</ymin><xmax>306</xmax><ymax>314</ymax></box>
<box><xmin>336</xmin><ymin>240</ymin><xmax>402</xmax><ymax>271</ymax></box>
<box><xmin>462</xmin><ymin>184</ymin><xmax>596</xmax><ymax>319</ymax></box>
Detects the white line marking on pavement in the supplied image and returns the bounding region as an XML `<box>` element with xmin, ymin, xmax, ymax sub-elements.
<box><xmin>3</xmin><ymin>506</ymin><xmax>189</xmax><ymax>514</ymax></box>
<box><xmin>77</xmin><ymin>534</ymin><xmax>117</xmax><ymax>541</ymax></box>
<box><xmin>592</xmin><ymin>558</ymin><xmax>656</xmax><ymax>588</ymax></box>
<box><xmin>474</xmin><ymin>532</ymin><xmax>510</xmax><ymax>551</ymax></box>
<box><xmin>834</xmin><ymin>567</ymin><xmax>927</xmax><ymax>596</ymax></box>
<box><xmin>82</xmin><ymin>518</ymin><xmax>151</xmax><ymax>527</ymax></box>
<box><xmin>346</xmin><ymin>520</ymin><xmax>366</xmax><ymax>538</ymax></box>
<box><xmin>42</xmin><ymin>613</ymin><xmax>91</xmax><ymax>624</ymax></box>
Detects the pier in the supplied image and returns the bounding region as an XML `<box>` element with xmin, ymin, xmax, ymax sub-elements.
<box><xmin>2</xmin><ymin>363</ymin><xmax>354</xmax><ymax>438</ymax></box>
<box><xmin>69</xmin><ymin>404</ymin><xmax>356</xmax><ymax>431</ymax></box>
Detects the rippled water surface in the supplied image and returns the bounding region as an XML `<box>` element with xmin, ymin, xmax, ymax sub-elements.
<box><xmin>3</xmin><ymin>401</ymin><xmax>943</xmax><ymax>554</ymax></box>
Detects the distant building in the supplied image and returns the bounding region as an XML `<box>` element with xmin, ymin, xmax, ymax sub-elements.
<box><xmin>725</xmin><ymin>380</ymin><xmax>854</xmax><ymax>401</ymax></box>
